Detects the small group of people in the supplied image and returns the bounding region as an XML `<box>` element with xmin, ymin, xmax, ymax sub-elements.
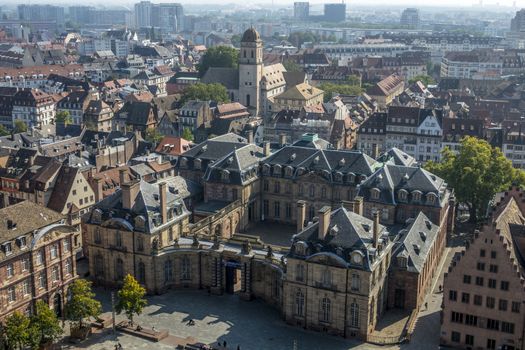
<box><xmin>186</xmin><ymin>319</ymin><xmax>196</xmax><ymax>326</ymax></box>
<box><xmin>214</xmin><ymin>340</ymin><xmax>241</xmax><ymax>350</ymax></box>
<box><xmin>114</xmin><ymin>343</ymin><xmax>123</xmax><ymax>350</ymax></box>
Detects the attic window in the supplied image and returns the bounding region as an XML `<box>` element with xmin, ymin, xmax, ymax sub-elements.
<box><xmin>426</xmin><ymin>193</ymin><xmax>437</xmax><ymax>205</ymax></box>
<box><xmin>425</xmin><ymin>220</ymin><xmax>432</xmax><ymax>230</ymax></box>
<box><xmin>411</xmin><ymin>190</ymin><xmax>422</xmax><ymax>202</ymax></box>
<box><xmin>370</xmin><ymin>188</ymin><xmax>380</xmax><ymax>200</ymax></box>
<box><xmin>330</xmin><ymin>225</ymin><xmax>339</xmax><ymax>236</ymax></box>
<box><xmin>2</xmin><ymin>242</ymin><xmax>12</xmax><ymax>255</ymax></box>
<box><xmin>290</xmin><ymin>153</ymin><xmax>296</xmax><ymax>161</ymax></box>
<box><xmin>397</xmin><ymin>256</ymin><xmax>407</xmax><ymax>268</ymax></box>
<box><xmin>222</xmin><ymin>170</ymin><xmax>230</xmax><ymax>181</ymax></box>
<box><xmin>398</xmin><ymin>189</ymin><xmax>408</xmax><ymax>202</ymax></box>
<box><xmin>413</xmin><ymin>244</ymin><xmax>420</xmax><ymax>255</ymax></box>
<box><xmin>338</xmin><ymin>158</ymin><xmax>345</xmax><ymax>167</ymax></box>
<box><xmin>419</xmin><ymin>231</ymin><xmax>426</xmax><ymax>242</ymax></box>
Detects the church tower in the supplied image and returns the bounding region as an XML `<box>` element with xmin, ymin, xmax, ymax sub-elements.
<box><xmin>239</xmin><ymin>27</ymin><xmax>263</xmax><ymax>116</ymax></box>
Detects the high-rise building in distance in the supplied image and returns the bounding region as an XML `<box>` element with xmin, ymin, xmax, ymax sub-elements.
<box><xmin>511</xmin><ymin>8</ymin><xmax>525</xmax><ymax>32</ymax></box>
<box><xmin>324</xmin><ymin>3</ymin><xmax>346</xmax><ymax>23</ymax></box>
<box><xmin>294</xmin><ymin>2</ymin><xmax>310</xmax><ymax>21</ymax></box>
<box><xmin>18</xmin><ymin>5</ymin><xmax>65</xmax><ymax>26</ymax></box>
<box><xmin>134</xmin><ymin>1</ymin><xmax>183</xmax><ymax>32</ymax></box>
<box><xmin>400</xmin><ymin>8</ymin><xmax>420</xmax><ymax>28</ymax></box>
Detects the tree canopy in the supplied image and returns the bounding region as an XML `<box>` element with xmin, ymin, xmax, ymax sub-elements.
<box><xmin>65</xmin><ymin>279</ymin><xmax>102</xmax><ymax>328</ymax></box>
<box><xmin>180</xmin><ymin>83</ymin><xmax>230</xmax><ymax>104</ymax></box>
<box><xmin>31</xmin><ymin>300</ymin><xmax>63</xmax><ymax>346</ymax></box>
<box><xmin>182</xmin><ymin>127</ymin><xmax>194</xmax><ymax>142</ymax></box>
<box><xmin>13</xmin><ymin>120</ymin><xmax>27</xmax><ymax>133</ymax></box>
<box><xmin>197</xmin><ymin>46</ymin><xmax>239</xmax><ymax>77</ymax></box>
<box><xmin>145</xmin><ymin>128</ymin><xmax>164</xmax><ymax>144</ymax></box>
<box><xmin>319</xmin><ymin>82</ymin><xmax>363</xmax><ymax>102</ymax></box>
<box><xmin>408</xmin><ymin>75</ymin><xmax>436</xmax><ymax>86</ymax></box>
<box><xmin>0</xmin><ymin>124</ymin><xmax>9</xmax><ymax>136</ymax></box>
<box><xmin>55</xmin><ymin>110</ymin><xmax>72</xmax><ymax>125</ymax></box>
<box><xmin>116</xmin><ymin>274</ymin><xmax>147</xmax><ymax>326</ymax></box>
<box><xmin>2</xmin><ymin>311</ymin><xmax>32</xmax><ymax>350</ymax></box>
<box><xmin>288</xmin><ymin>31</ymin><xmax>321</xmax><ymax>48</ymax></box>
<box><xmin>425</xmin><ymin>136</ymin><xmax>525</xmax><ymax>222</ymax></box>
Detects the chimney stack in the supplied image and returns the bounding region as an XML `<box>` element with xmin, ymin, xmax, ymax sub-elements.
<box><xmin>318</xmin><ymin>206</ymin><xmax>331</xmax><ymax>240</ymax></box>
<box><xmin>373</xmin><ymin>210</ymin><xmax>380</xmax><ymax>248</ymax></box>
<box><xmin>372</xmin><ymin>143</ymin><xmax>379</xmax><ymax>159</ymax></box>
<box><xmin>296</xmin><ymin>200</ymin><xmax>306</xmax><ymax>233</ymax></box>
<box><xmin>279</xmin><ymin>134</ymin><xmax>286</xmax><ymax>147</ymax></box>
<box><xmin>121</xmin><ymin>180</ymin><xmax>140</xmax><ymax>210</ymax></box>
<box><xmin>119</xmin><ymin>168</ymin><xmax>127</xmax><ymax>186</ymax></box>
<box><xmin>94</xmin><ymin>177</ymin><xmax>103</xmax><ymax>202</ymax></box>
<box><xmin>159</xmin><ymin>182</ymin><xmax>167</xmax><ymax>224</ymax></box>
<box><xmin>263</xmin><ymin>141</ymin><xmax>271</xmax><ymax>157</ymax></box>
<box><xmin>247</xmin><ymin>130</ymin><xmax>254</xmax><ymax>144</ymax></box>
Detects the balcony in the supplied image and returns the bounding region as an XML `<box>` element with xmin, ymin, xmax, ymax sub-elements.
<box><xmin>109</xmin><ymin>245</ymin><xmax>127</xmax><ymax>253</ymax></box>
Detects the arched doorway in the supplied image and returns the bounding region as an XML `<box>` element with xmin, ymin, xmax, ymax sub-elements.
<box><xmin>53</xmin><ymin>293</ymin><xmax>62</xmax><ymax>317</ymax></box>
<box><xmin>225</xmin><ymin>260</ymin><xmax>242</xmax><ymax>294</ymax></box>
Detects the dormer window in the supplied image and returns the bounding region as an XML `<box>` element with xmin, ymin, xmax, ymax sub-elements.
<box><xmin>335</xmin><ymin>171</ymin><xmax>343</xmax><ymax>182</ymax></box>
<box><xmin>285</xmin><ymin>166</ymin><xmax>293</xmax><ymax>177</ymax></box>
<box><xmin>135</xmin><ymin>216</ymin><xmax>146</xmax><ymax>231</ymax></box>
<box><xmin>16</xmin><ymin>236</ymin><xmax>26</xmax><ymax>249</ymax></box>
<box><xmin>194</xmin><ymin>158</ymin><xmax>202</xmax><ymax>170</ymax></box>
<box><xmin>179</xmin><ymin>157</ymin><xmax>188</xmax><ymax>168</ymax></box>
<box><xmin>347</xmin><ymin>173</ymin><xmax>355</xmax><ymax>183</ymax></box>
<box><xmin>262</xmin><ymin>164</ymin><xmax>270</xmax><ymax>175</ymax></box>
<box><xmin>426</xmin><ymin>192</ymin><xmax>437</xmax><ymax>205</ymax></box>
<box><xmin>294</xmin><ymin>241</ymin><xmax>307</xmax><ymax>256</ymax></box>
<box><xmin>411</xmin><ymin>190</ymin><xmax>422</xmax><ymax>202</ymax></box>
<box><xmin>273</xmin><ymin>164</ymin><xmax>282</xmax><ymax>177</ymax></box>
<box><xmin>398</xmin><ymin>189</ymin><xmax>408</xmax><ymax>202</ymax></box>
<box><xmin>397</xmin><ymin>256</ymin><xmax>408</xmax><ymax>268</ymax></box>
<box><xmin>221</xmin><ymin>170</ymin><xmax>230</xmax><ymax>182</ymax></box>
<box><xmin>370</xmin><ymin>188</ymin><xmax>380</xmax><ymax>200</ymax></box>
<box><xmin>2</xmin><ymin>242</ymin><xmax>12</xmax><ymax>256</ymax></box>
<box><xmin>351</xmin><ymin>251</ymin><xmax>363</xmax><ymax>265</ymax></box>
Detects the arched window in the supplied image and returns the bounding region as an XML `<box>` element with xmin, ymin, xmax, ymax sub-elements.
<box><xmin>320</xmin><ymin>297</ymin><xmax>331</xmax><ymax>322</ymax></box>
<box><xmin>115</xmin><ymin>258</ymin><xmax>124</xmax><ymax>281</ymax></box>
<box><xmin>295</xmin><ymin>290</ymin><xmax>305</xmax><ymax>316</ymax></box>
<box><xmin>181</xmin><ymin>256</ymin><xmax>191</xmax><ymax>280</ymax></box>
<box><xmin>295</xmin><ymin>264</ymin><xmax>304</xmax><ymax>282</ymax></box>
<box><xmin>164</xmin><ymin>260</ymin><xmax>173</xmax><ymax>283</ymax></box>
<box><xmin>138</xmin><ymin>262</ymin><xmax>146</xmax><ymax>284</ymax></box>
<box><xmin>350</xmin><ymin>302</ymin><xmax>359</xmax><ymax>328</ymax></box>
<box><xmin>370</xmin><ymin>188</ymin><xmax>380</xmax><ymax>200</ymax></box>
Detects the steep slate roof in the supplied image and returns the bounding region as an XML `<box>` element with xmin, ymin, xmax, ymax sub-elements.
<box><xmin>47</xmin><ymin>166</ymin><xmax>82</xmax><ymax>213</ymax></box>
<box><xmin>201</xmin><ymin>67</ymin><xmax>239</xmax><ymax>90</ymax></box>
<box><xmin>393</xmin><ymin>212</ymin><xmax>440</xmax><ymax>273</ymax></box>
<box><xmin>358</xmin><ymin>164</ymin><xmax>447</xmax><ymax>207</ymax></box>
<box><xmin>117</xmin><ymin>102</ymin><xmax>155</xmax><ymax>126</ymax></box>
<box><xmin>276</xmin><ymin>83</ymin><xmax>323</xmax><ymax>101</ymax></box>
<box><xmin>291</xmin><ymin>207</ymin><xmax>388</xmax><ymax>271</ymax></box>
<box><xmin>89</xmin><ymin>180</ymin><xmax>189</xmax><ymax>235</ymax></box>
<box><xmin>377</xmin><ymin>148</ymin><xmax>417</xmax><ymax>167</ymax></box>
<box><xmin>204</xmin><ymin>144</ymin><xmax>265</xmax><ymax>185</ymax></box>
<box><xmin>262</xmin><ymin>144</ymin><xmax>377</xmax><ymax>181</ymax></box>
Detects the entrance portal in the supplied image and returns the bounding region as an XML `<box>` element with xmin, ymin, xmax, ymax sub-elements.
<box><xmin>53</xmin><ymin>293</ymin><xmax>62</xmax><ymax>317</ymax></box>
<box><xmin>225</xmin><ymin>260</ymin><xmax>242</xmax><ymax>294</ymax></box>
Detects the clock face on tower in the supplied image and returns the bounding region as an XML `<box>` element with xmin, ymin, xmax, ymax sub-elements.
<box><xmin>352</xmin><ymin>253</ymin><xmax>362</xmax><ymax>264</ymax></box>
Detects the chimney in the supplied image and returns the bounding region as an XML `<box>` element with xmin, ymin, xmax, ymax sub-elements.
<box><xmin>119</xmin><ymin>168</ymin><xmax>127</xmax><ymax>186</ymax></box>
<box><xmin>247</xmin><ymin>130</ymin><xmax>254</xmax><ymax>144</ymax></box>
<box><xmin>318</xmin><ymin>206</ymin><xmax>331</xmax><ymax>240</ymax></box>
<box><xmin>372</xmin><ymin>143</ymin><xmax>379</xmax><ymax>159</ymax></box>
<box><xmin>263</xmin><ymin>141</ymin><xmax>271</xmax><ymax>156</ymax></box>
<box><xmin>351</xmin><ymin>196</ymin><xmax>363</xmax><ymax>215</ymax></box>
<box><xmin>94</xmin><ymin>177</ymin><xmax>103</xmax><ymax>202</ymax></box>
<box><xmin>296</xmin><ymin>200</ymin><xmax>306</xmax><ymax>233</ymax></box>
<box><xmin>373</xmin><ymin>210</ymin><xmax>380</xmax><ymax>248</ymax></box>
<box><xmin>279</xmin><ymin>133</ymin><xmax>286</xmax><ymax>147</ymax></box>
<box><xmin>121</xmin><ymin>180</ymin><xmax>140</xmax><ymax>210</ymax></box>
<box><xmin>159</xmin><ymin>182</ymin><xmax>167</xmax><ymax>224</ymax></box>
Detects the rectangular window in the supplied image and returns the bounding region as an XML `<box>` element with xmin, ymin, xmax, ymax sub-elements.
<box><xmin>488</xmin><ymin>278</ymin><xmax>496</xmax><ymax>288</ymax></box>
<box><xmin>487</xmin><ymin>339</ymin><xmax>496</xmax><ymax>350</ymax></box>
<box><xmin>6</xmin><ymin>263</ymin><xmax>14</xmax><ymax>277</ymax></box>
<box><xmin>502</xmin><ymin>321</ymin><xmax>515</xmax><ymax>334</ymax></box>
<box><xmin>63</xmin><ymin>239</ymin><xmax>70</xmax><ymax>252</ymax></box>
<box><xmin>465</xmin><ymin>334</ymin><xmax>474</xmax><ymax>346</ymax></box>
<box><xmin>263</xmin><ymin>200</ymin><xmax>269</xmax><ymax>217</ymax></box>
<box><xmin>463</xmin><ymin>275</ymin><xmax>471</xmax><ymax>284</ymax></box>
<box><xmin>465</xmin><ymin>314</ymin><xmax>477</xmax><ymax>326</ymax></box>
<box><xmin>486</xmin><ymin>318</ymin><xmax>499</xmax><ymax>330</ymax></box>
<box><xmin>38</xmin><ymin>272</ymin><xmax>46</xmax><ymax>288</ymax></box>
<box><xmin>21</xmin><ymin>258</ymin><xmax>29</xmax><ymax>272</ymax></box>
<box><xmin>22</xmin><ymin>280</ymin><xmax>30</xmax><ymax>295</ymax></box>
<box><xmin>475</xmin><ymin>276</ymin><xmax>483</xmax><ymax>286</ymax></box>
<box><xmin>461</xmin><ymin>292</ymin><xmax>470</xmax><ymax>304</ymax></box>
<box><xmin>480</xmin><ymin>249</ymin><xmax>485</xmax><ymax>257</ymax></box>
<box><xmin>50</xmin><ymin>244</ymin><xmax>58</xmax><ymax>259</ymax></box>
<box><xmin>490</xmin><ymin>251</ymin><xmax>497</xmax><ymax>259</ymax></box>
<box><xmin>486</xmin><ymin>296</ymin><xmax>495</xmax><ymax>309</ymax></box>
<box><xmin>274</xmin><ymin>201</ymin><xmax>280</xmax><ymax>218</ymax></box>
<box><xmin>451</xmin><ymin>311</ymin><xmax>463</xmax><ymax>323</ymax></box>
<box><xmin>451</xmin><ymin>331</ymin><xmax>460</xmax><ymax>343</ymax></box>
<box><xmin>7</xmin><ymin>286</ymin><xmax>15</xmax><ymax>303</ymax></box>
<box><xmin>499</xmin><ymin>299</ymin><xmax>508</xmax><ymax>311</ymax></box>
<box><xmin>449</xmin><ymin>290</ymin><xmax>457</xmax><ymax>301</ymax></box>
<box><xmin>285</xmin><ymin>203</ymin><xmax>292</xmax><ymax>218</ymax></box>
<box><xmin>501</xmin><ymin>281</ymin><xmax>509</xmax><ymax>291</ymax></box>
<box><xmin>473</xmin><ymin>294</ymin><xmax>482</xmax><ymax>305</ymax></box>
<box><xmin>489</xmin><ymin>264</ymin><xmax>498</xmax><ymax>273</ymax></box>
<box><xmin>476</xmin><ymin>262</ymin><xmax>485</xmax><ymax>271</ymax></box>
<box><xmin>512</xmin><ymin>301</ymin><xmax>521</xmax><ymax>313</ymax></box>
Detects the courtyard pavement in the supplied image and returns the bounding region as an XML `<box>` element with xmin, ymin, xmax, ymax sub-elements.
<box><xmin>62</xmin><ymin>241</ymin><xmax>463</xmax><ymax>350</ymax></box>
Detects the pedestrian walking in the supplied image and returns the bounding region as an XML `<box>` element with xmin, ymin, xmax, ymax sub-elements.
<box><xmin>424</xmin><ymin>302</ymin><xmax>428</xmax><ymax>310</ymax></box>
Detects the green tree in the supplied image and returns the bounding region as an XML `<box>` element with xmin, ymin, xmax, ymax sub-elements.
<box><xmin>182</xmin><ymin>127</ymin><xmax>194</xmax><ymax>142</ymax></box>
<box><xmin>346</xmin><ymin>75</ymin><xmax>361</xmax><ymax>86</ymax></box>
<box><xmin>13</xmin><ymin>120</ymin><xmax>27</xmax><ymax>133</ymax></box>
<box><xmin>2</xmin><ymin>311</ymin><xmax>31</xmax><ymax>350</ymax></box>
<box><xmin>230</xmin><ymin>34</ymin><xmax>241</xmax><ymax>48</ymax></box>
<box><xmin>145</xmin><ymin>128</ymin><xmax>164</xmax><ymax>144</ymax></box>
<box><xmin>319</xmin><ymin>82</ymin><xmax>364</xmax><ymax>102</ymax></box>
<box><xmin>408</xmin><ymin>75</ymin><xmax>436</xmax><ymax>86</ymax></box>
<box><xmin>288</xmin><ymin>31</ymin><xmax>320</xmax><ymax>48</ymax></box>
<box><xmin>197</xmin><ymin>46</ymin><xmax>239</xmax><ymax>77</ymax></box>
<box><xmin>0</xmin><ymin>124</ymin><xmax>9</xmax><ymax>136</ymax></box>
<box><xmin>283</xmin><ymin>60</ymin><xmax>302</xmax><ymax>72</ymax></box>
<box><xmin>116</xmin><ymin>274</ymin><xmax>147</xmax><ymax>326</ymax></box>
<box><xmin>30</xmin><ymin>300</ymin><xmax>63</xmax><ymax>347</ymax></box>
<box><xmin>55</xmin><ymin>110</ymin><xmax>72</xmax><ymax>125</ymax></box>
<box><xmin>425</xmin><ymin>136</ymin><xmax>524</xmax><ymax>222</ymax></box>
<box><xmin>180</xmin><ymin>83</ymin><xmax>230</xmax><ymax>104</ymax></box>
<box><xmin>65</xmin><ymin>279</ymin><xmax>102</xmax><ymax>329</ymax></box>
